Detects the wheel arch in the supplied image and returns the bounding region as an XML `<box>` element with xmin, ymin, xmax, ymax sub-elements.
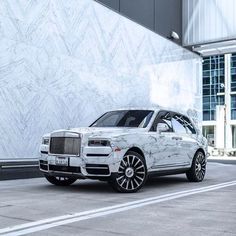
<box><xmin>125</xmin><ymin>147</ymin><xmax>145</xmax><ymax>160</ymax></box>
<box><xmin>195</xmin><ymin>148</ymin><xmax>206</xmax><ymax>156</ymax></box>
<box><xmin>111</xmin><ymin>146</ymin><xmax>147</xmax><ymax>192</ymax></box>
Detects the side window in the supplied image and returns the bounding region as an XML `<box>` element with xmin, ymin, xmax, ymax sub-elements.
<box><xmin>182</xmin><ymin>116</ymin><xmax>196</xmax><ymax>134</ymax></box>
<box><xmin>171</xmin><ymin>114</ymin><xmax>187</xmax><ymax>134</ymax></box>
<box><xmin>153</xmin><ymin>111</ymin><xmax>173</xmax><ymax>132</ymax></box>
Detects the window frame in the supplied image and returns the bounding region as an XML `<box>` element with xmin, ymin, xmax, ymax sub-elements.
<box><xmin>181</xmin><ymin>115</ymin><xmax>197</xmax><ymax>134</ymax></box>
<box><xmin>150</xmin><ymin>110</ymin><xmax>197</xmax><ymax>135</ymax></box>
<box><xmin>171</xmin><ymin>112</ymin><xmax>197</xmax><ymax>135</ymax></box>
<box><xmin>149</xmin><ymin>110</ymin><xmax>173</xmax><ymax>132</ymax></box>
<box><xmin>90</xmin><ymin>110</ymin><xmax>154</xmax><ymax>128</ymax></box>
<box><xmin>171</xmin><ymin>113</ymin><xmax>187</xmax><ymax>134</ymax></box>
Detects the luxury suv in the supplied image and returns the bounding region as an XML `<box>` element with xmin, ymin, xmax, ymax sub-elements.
<box><xmin>39</xmin><ymin>108</ymin><xmax>207</xmax><ymax>193</ymax></box>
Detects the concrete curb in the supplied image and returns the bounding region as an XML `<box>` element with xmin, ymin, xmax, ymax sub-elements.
<box><xmin>0</xmin><ymin>159</ymin><xmax>42</xmax><ymax>180</ymax></box>
<box><xmin>208</xmin><ymin>156</ymin><xmax>236</xmax><ymax>165</ymax></box>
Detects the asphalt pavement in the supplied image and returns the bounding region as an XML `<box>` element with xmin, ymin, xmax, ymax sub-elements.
<box><xmin>0</xmin><ymin>162</ymin><xmax>236</xmax><ymax>236</ymax></box>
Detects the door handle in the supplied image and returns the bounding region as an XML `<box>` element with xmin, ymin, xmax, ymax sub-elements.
<box><xmin>172</xmin><ymin>137</ymin><xmax>182</xmax><ymax>140</ymax></box>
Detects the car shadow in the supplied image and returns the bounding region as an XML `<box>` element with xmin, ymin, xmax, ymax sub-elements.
<box><xmin>37</xmin><ymin>174</ymin><xmax>189</xmax><ymax>194</ymax></box>
<box><xmin>147</xmin><ymin>175</ymin><xmax>188</xmax><ymax>185</ymax></box>
<box><xmin>37</xmin><ymin>180</ymin><xmax>114</xmax><ymax>194</ymax></box>
<box><xmin>144</xmin><ymin>175</ymin><xmax>189</xmax><ymax>189</ymax></box>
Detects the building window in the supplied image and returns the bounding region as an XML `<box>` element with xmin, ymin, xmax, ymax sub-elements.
<box><xmin>202</xmin><ymin>126</ymin><xmax>215</xmax><ymax>147</ymax></box>
<box><xmin>202</xmin><ymin>55</ymin><xmax>225</xmax><ymax>121</ymax></box>
<box><xmin>231</xmin><ymin>54</ymin><xmax>236</xmax><ymax>120</ymax></box>
<box><xmin>231</xmin><ymin>95</ymin><xmax>236</xmax><ymax>120</ymax></box>
<box><xmin>231</xmin><ymin>54</ymin><xmax>236</xmax><ymax>92</ymax></box>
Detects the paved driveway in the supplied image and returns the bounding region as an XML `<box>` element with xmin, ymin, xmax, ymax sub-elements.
<box><xmin>0</xmin><ymin>162</ymin><xmax>236</xmax><ymax>236</ymax></box>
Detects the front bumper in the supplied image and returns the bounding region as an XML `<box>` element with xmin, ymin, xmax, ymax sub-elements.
<box><xmin>39</xmin><ymin>151</ymin><xmax>123</xmax><ymax>179</ymax></box>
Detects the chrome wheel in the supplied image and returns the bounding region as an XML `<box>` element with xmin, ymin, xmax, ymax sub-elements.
<box><xmin>186</xmin><ymin>151</ymin><xmax>206</xmax><ymax>182</ymax></box>
<box><xmin>116</xmin><ymin>154</ymin><xmax>146</xmax><ymax>191</ymax></box>
<box><xmin>195</xmin><ymin>152</ymin><xmax>206</xmax><ymax>181</ymax></box>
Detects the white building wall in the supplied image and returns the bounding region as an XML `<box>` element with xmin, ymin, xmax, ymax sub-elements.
<box><xmin>215</xmin><ymin>106</ymin><xmax>225</xmax><ymax>149</ymax></box>
<box><xmin>0</xmin><ymin>0</ymin><xmax>201</xmax><ymax>159</ymax></box>
<box><xmin>183</xmin><ymin>0</ymin><xmax>236</xmax><ymax>46</ymax></box>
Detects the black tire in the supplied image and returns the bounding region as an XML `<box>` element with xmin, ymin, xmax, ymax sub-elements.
<box><xmin>109</xmin><ymin>151</ymin><xmax>147</xmax><ymax>193</ymax></box>
<box><xmin>186</xmin><ymin>150</ymin><xmax>206</xmax><ymax>182</ymax></box>
<box><xmin>45</xmin><ymin>175</ymin><xmax>77</xmax><ymax>186</ymax></box>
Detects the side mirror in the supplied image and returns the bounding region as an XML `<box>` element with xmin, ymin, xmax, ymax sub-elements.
<box><xmin>156</xmin><ymin>123</ymin><xmax>169</xmax><ymax>133</ymax></box>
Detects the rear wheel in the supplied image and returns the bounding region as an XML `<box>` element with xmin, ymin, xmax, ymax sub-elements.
<box><xmin>186</xmin><ymin>151</ymin><xmax>206</xmax><ymax>182</ymax></box>
<box><xmin>109</xmin><ymin>151</ymin><xmax>147</xmax><ymax>193</ymax></box>
<box><xmin>45</xmin><ymin>175</ymin><xmax>77</xmax><ymax>186</ymax></box>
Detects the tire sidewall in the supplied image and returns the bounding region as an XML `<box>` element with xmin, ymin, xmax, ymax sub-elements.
<box><xmin>188</xmin><ymin>151</ymin><xmax>206</xmax><ymax>182</ymax></box>
<box><xmin>110</xmin><ymin>151</ymin><xmax>147</xmax><ymax>193</ymax></box>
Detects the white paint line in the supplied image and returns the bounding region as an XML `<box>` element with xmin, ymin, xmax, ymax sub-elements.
<box><xmin>1</xmin><ymin>180</ymin><xmax>236</xmax><ymax>236</ymax></box>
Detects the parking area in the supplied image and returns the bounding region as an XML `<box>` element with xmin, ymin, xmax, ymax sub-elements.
<box><xmin>0</xmin><ymin>162</ymin><xmax>236</xmax><ymax>236</ymax></box>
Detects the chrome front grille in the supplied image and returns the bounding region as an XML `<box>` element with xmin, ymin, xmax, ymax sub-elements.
<box><xmin>49</xmin><ymin>135</ymin><xmax>81</xmax><ymax>156</ymax></box>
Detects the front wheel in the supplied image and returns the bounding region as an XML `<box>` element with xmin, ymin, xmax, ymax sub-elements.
<box><xmin>45</xmin><ymin>175</ymin><xmax>77</xmax><ymax>186</ymax></box>
<box><xmin>186</xmin><ymin>151</ymin><xmax>206</xmax><ymax>182</ymax></box>
<box><xmin>109</xmin><ymin>151</ymin><xmax>147</xmax><ymax>193</ymax></box>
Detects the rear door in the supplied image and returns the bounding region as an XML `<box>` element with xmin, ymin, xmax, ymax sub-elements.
<box><xmin>171</xmin><ymin>113</ymin><xmax>193</xmax><ymax>166</ymax></box>
<box><xmin>182</xmin><ymin>115</ymin><xmax>198</xmax><ymax>160</ymax></box>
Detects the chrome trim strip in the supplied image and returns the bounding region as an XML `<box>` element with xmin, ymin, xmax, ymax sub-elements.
<box><xmin>86</xmin><ymin>154</ymin><xmax>109</xmax><ymax>157</ymax></box>
<box><xmin>151</xmin><ymin>162</ymin><xmax>190</xmax><ymax>169</ymax></box>
<box><xmin>84</xmin><ymin>173</ymin><xmax>111</xmax><ymax>177</ymax></box>
<box><xmin>48</xmin><ymin>153</ymin><xmax>80</xmax><ymax>157</ymax></box>
<box><xmin>85</xmin><ymin>167</ymin><xmax>108</xmax><ymax>169</ymax></box>
<box><xmin>40</xmin><ymin>169</ymin><xmax>82</xmax><ymax>176</ymax></box>
<box><xmin>40</xmin><ymin>168</ymin><xmax>111</xmax><ymax>177</ymax></box>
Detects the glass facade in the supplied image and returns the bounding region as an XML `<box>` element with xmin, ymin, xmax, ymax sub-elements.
<box><xmin>203</xmin><ymin>54</ymin><xmax>236</xmax><ymax>150</ymax></box>
<box><xmin>202</xmin><ymin>55</ymin><xmax>225</xmax><ymax>121</ymax></box>
<box><xmin>231</xmin><ymin>54</ymin><xmax>236</xmax><ymax>119</ymax></box>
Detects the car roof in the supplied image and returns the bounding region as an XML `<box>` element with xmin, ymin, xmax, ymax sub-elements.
<box><xmin>105</xmin><ymin>106</ymin><xmax>196</xmax><ymax>122</ymax></box>
<box><xmin>109</xmin><ymin>107</ymin><xmax>160</xmax><ymax>111</ymax></box>
<box><xmin>107</xmin><ymin>106</ymin><xmax>188</xmax><ymax>115</ymax></box>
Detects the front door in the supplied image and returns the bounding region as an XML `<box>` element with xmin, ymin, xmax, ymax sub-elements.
<box><xmin>149</xmin><ymin>111</ymin><xmax>178</xmax><ymax>169</ymax></box>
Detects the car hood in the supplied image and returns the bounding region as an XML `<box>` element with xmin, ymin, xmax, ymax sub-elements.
<box><xmin>51</xmin><ymin>127</ymin><xmax>144</xmax><ymax>139</ymax></box>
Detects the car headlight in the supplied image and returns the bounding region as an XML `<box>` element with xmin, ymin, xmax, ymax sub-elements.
<box><xmin>88</xmin><ymin>140</ymin><xmax>110</xmax><ymax>147</ymax></box>
<box><xmin>42</xmin><ymin>137</ymin><xmax>50</xmax><ymax>145</ymax></box>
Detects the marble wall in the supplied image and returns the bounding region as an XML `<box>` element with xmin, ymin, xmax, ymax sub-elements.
<box><xmin>0</xmin><ymin>0</ymin><xmax>201</xmax><ymax>159</ymax></box>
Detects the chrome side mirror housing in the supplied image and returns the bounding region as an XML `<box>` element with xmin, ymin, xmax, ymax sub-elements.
<box><xmin>156</xmin><ymin>123</ymin><xmax>169</xmax><ymax>133</ymax></box>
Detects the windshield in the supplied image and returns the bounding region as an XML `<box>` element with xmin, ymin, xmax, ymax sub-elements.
<box><xmin>90</xmin><ymin>110</ymin><xmax>154</xmax><ymax>128</ymax></box>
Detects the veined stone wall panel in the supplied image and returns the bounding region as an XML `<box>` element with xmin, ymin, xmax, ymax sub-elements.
<box><xmin>0</xmin><ymin>0</ymin><xmax>201</xmax><ymax>159</ymax></box>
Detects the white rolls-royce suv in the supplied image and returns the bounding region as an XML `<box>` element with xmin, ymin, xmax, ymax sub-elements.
<box><xmin>39</xmin><ymin>108</ymin><xmax>207</xmax><ymax>193</ymax></box>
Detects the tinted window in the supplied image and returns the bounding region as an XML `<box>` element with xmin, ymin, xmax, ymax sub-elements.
<box><xmin>90</xmin><ymin>110</ymin><xmax>154</xmax><ymax>128</ymax></box>
<box><xmin>172</xmin><ymin>114</ymin><xmax>187</xmax><ymax>134</ymax></box>
<box><xmin>152</xmin><ymin>111</ymin><xmax>173</xmax><ymax>132</ymax></box>
<box><xmin>182</xmin><ymin>116</ymin><xmax>196</xmax><ymax>134</ymax></box>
